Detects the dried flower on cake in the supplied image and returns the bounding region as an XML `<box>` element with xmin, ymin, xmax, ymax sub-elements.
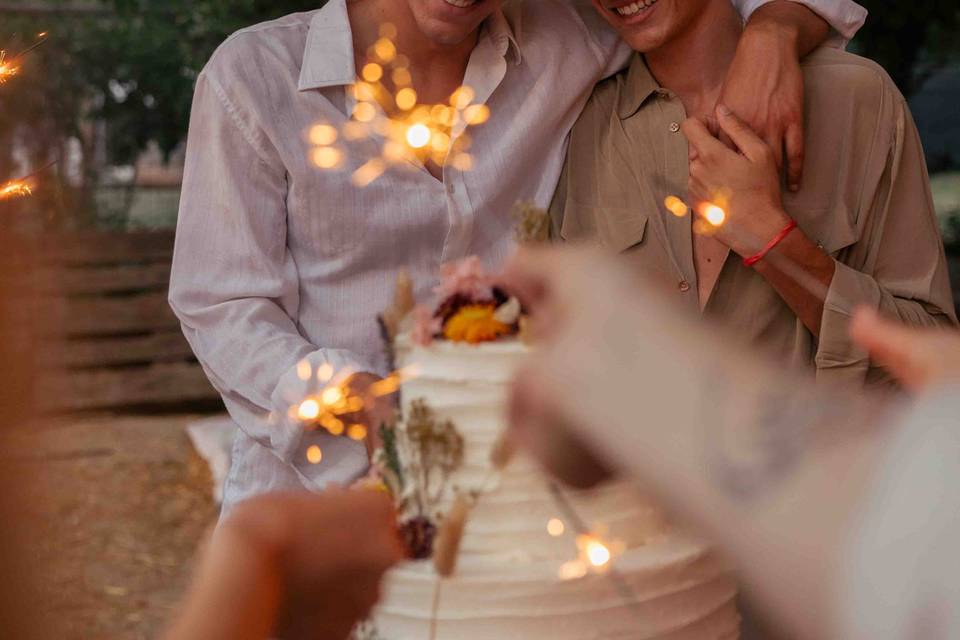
<box><xmin>405</xmin><ymin>399</ymin><xmax>465</xmax><ymax>511</ymax></box>
<box><xmin>401</xmin><ymin>516</ymin><xmax>437</xmax><ymax>561</ymax></box>
<box><xmin>373</xmin><ymin>423</ymin><xmax>405</xmax><ymax>499</ymax></box>
<box><xmin>380</xmin><ymin>269</ymin><xmax>416</xmax><ymax>340</ymax></box>
<box><xmin>443</xmin><ymin>304</ymin><xmax>511</xmax><ymax>344</ymax></box>
<box><xmin>372</xmin><ymin>399</ymin><xmax>465</xmax><ymax>559</ymax></box>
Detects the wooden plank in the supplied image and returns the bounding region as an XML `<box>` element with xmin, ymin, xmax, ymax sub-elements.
<box><xmin>37</xmin><ymin>331</ymin><xmax>195</xmax><ymax>369</ymax></box>
<box><xmin>37</xmin><ymin>230</ymin><xmax>175</xmax><ymax>267</ymax></box>
<box><xmin>35</xmin><ymin>262</ymin><xmax>172</xmax><ymax>296</ymax></box>
<box><xmin>38</xmin><ymin>292</ymin><xmax>180</xmax><ymax>337</ymax></box>
<box><xmin>37</xmin><ymin>362</ymin><xmax>221</xmax><ymax>412</ymax></box>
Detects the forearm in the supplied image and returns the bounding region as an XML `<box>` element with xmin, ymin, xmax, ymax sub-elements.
<box><xmin>753</xmin><ymin>224</ymin><xmax>836</xmax><ymax>336</ymax></box>
<box><xmin>530</xmin><ymin>286</ymin><xmax>900</xmax><ymax>637</ymax></box>
<box><xmin>548</xmin><ymin>296</ymin><xmax>891</xmax><ymax>639</ymax></box>
<box><xmin>744</xmin><ymin>1</ymin><xmax>830</xmax><ymax>56</ymax></box>
<box><xmin>162</xmin><ymin>529</ymin><xmax>282</xmax><ymax>640</ymax></box>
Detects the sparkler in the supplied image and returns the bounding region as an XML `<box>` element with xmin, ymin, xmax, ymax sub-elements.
<box><xmin>0</xmin><ymin>178</ymin><xmax>33</xmax><ymax>201</ymax></box>
<box><xmin>0</xmin><ymin>161</ymin><xmax>57</xmax><ymax>203</ymax></box>
<box><xmin>0</xmin><ymin>51</ymin><xmax>19</xmax><ymax>85</ymax></box>
<box><xmin>1</xmin><ymin>34</ymin><xmax>51</xmax><ymax>203</ymax></box>
<box><xmin>665</xmin><ymin>194</ymin><xmax>831</xmax><ymax>301</ymax></box>
<box><xmin>291</xmin><ymin>361</ymin><xmax>420</xmax><ymax>464</ymax></box>
<box><xmin>0</xmin><ymin>32</ymin><xmax>48</xmax><ymax>85</ymax></box>
<box><xmin>308</xmin><ymin>24</ymin><xmax>490</xmax><ymax>187</ymax></box>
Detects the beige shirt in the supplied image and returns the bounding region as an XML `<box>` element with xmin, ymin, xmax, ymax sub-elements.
<box><xmin>552</xmin><ymin>48</ymin><xmax>957</xmax><ymax>387</ymax></box>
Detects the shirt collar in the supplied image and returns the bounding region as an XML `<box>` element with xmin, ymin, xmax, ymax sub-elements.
<box><xmin>298</xmin><ymin>0</ymin><xmax>523</xmax><ymax>92</ymax></box>
<box><xmin>617</xmin><ymin>53</ymin><xmax>662</xmax><ymax>119</ymax></box>
<box><xmin>489</xmin><ymin>5</ymin><xmax>523</xmax><ymax>66</ymax></box>
<box><xmin>298</xmin><ymin>0</ymin><xmax>356</xmax><ymax>92</ymax></box>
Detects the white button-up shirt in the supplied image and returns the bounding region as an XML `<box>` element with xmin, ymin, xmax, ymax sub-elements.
<box><xmin>169</xmin><ymin>0</ymin><xmax>866</xmax><ymax>511</ymax></box>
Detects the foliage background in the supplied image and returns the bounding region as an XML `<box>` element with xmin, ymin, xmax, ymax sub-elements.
<box><xmin>0</xmin><ymin>0</ymin><xmax>319</xmax><ymax>228</ymax></box>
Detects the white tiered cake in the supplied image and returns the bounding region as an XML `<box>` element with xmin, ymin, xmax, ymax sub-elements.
<box><xmin>367</xmin><ymin>261</ymin><xmax>740</xmax><ymax>639</ymax></box>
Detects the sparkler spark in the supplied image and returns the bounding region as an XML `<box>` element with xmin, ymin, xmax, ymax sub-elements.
<box><xmin>306</xmin><ymin>445</ymin><xmax>323</xmax><ymax>464</ymax></box>
<box><xmin>0</xmin><ymin>52</ymin><xmax>19</xmax><ymax>85</ymax></box>
<box><xmin>308</xmin><ymin>26</ymin><xmax>492</xmax><ymax>186</ymax></box>
<box><xmin>0</xmin><ymin>179</ymin><xmax>33</xmax><ymax>201</ymax></box>
<box><xmin>581</xmin><ymin>536</ymin><xmax>612</xmax><ymax>568</ymax></box>
<box><xmin>547</xmin><ymin>518</ymin><xmax>566</xmax><ymax>537</ymax></box>
<box><xmin>292</xmin><ymin>364</ymin><xmax>419</xmax><ymax>441</ymax></box>
<box><xmin>703</xmin><ymin>204</ymin><xmax>727</xmax><ymax>227</ymax></box>
<box><xmin>1</xmin><ymin>35</ymin><xmax>52</xmax><ymax>202</ymax></box>
<box><xmin>663</xmin><ymin>193</ymin><xmax>832</xmax><ymax>300</ymax></box>
<box><xmin>0</xmin><ymin>32</ymin><xmax>49</xmax><ymax>86</ymax></box>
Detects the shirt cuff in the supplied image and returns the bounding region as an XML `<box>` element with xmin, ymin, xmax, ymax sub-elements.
<box><xmin>269</xmin><ymin>349</ymin><xmax>378</xmax><ymax>464</ymax></box>
<box><xmin>814</xmin><ymin>259</ymin><xmax>880</xmax><ymax>379</ymax></box>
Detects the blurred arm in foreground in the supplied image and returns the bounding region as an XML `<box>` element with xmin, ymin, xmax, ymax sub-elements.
<box><xmin>161</xmin><ymin>490</ymin><xmax>403</xmax><ymax>640</ymax></box>
<box><xmin>504</xmin><ymin>246</ymin><xmax>960</xmax><ymax>640</ymax></box>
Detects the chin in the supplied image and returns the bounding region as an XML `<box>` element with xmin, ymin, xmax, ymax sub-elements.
<box><xmin>411</xmin><ymin>0</ymin><xmax>500</xmax><ymax>46</ymax></box>
<box><xmin>620</xmin><ymin>29</ymin><xmax>670</xmax><ymax>53</ymax></box>
<box><xmin>592</xmin><ymin>0</ymin><xmax>673</xmax><ymax>53</ymax></box>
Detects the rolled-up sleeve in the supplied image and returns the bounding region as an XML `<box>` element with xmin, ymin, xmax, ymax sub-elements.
<box><xmin>169</xmin><ymin>71</ymin><xmax>374</xmax><ymax>464</ymax></box>
<box><xmin>734</xmin><ymin>0</ymin><xmax>867</xmax><ymax>46</ymax></box>
<box><xmin>815</xmin><ymin>97</ymin><xmax>958</xmax><ymax>385</ymax></box>
<box><xmin>583</xmin><ymin>0</ymin><xmax>867</xmax><ymax>80</ymax></box>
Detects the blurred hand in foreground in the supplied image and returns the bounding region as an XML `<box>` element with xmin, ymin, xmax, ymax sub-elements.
<box><xmin>851</xmin><ymin>308</ymin><xmax>960</xmax><ymax>393</ymax></box>
<box><xmin>502</xmin><ymin>247</ymin><xmax>671</xmax><ymax>489</ymax></box>
<box><xmin>163</xmin><ymin>490</ymin><xmax>403</xmax><ymax>640</ymax></box>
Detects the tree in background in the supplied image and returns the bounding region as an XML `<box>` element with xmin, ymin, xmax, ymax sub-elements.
<box><xmin>853</xmin><ymin>0</ymin><xmax>960</xmax><ymax>99</ymax></box>
<box><xmin>0</xmin><ymin>0</ymin><xmax>317</xmax><ymax>229</ymax></box>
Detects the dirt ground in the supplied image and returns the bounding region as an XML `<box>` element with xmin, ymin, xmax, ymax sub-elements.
<box><xmin>4</xmin><ymin>414</ymin><xmax>219</xmax><ymax>639</ymax></box>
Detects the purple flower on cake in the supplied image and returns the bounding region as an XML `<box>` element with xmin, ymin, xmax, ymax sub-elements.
<box><xmin>434</xmin><ymin>256</ymin><xmax>495</xmax><ymax>302</ymax></box>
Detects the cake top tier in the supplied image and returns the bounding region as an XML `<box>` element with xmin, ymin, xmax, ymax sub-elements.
<box><xmin>382</xmin><ymin>256</ymin><xmax>526</xmax><ymax>349</ymax></box>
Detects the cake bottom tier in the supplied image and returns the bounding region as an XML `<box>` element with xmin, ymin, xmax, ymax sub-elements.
<box><xmin>372</xmin><ymin>535</ymin><xmax>740</xmax><ymax>639</ymax></box>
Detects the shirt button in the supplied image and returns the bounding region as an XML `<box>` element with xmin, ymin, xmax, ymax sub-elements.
<box><xmin>656</xmin><ymin>89</ymin><xmax>670</xmax><ymax>99</ymax></box>
<box><xmin>678</xmin><ymin>280</ymin><xmax>690</xmax><ymax>293</ymax></box>
<box><xmin>669</xmin><ymin>122</ymin><xmax>681</xmax><ymax>133</ymax></box>
<box><xmin>446</xmin><ymin>182</ymin><xmax>455</xmax><ymax>195</ymax></box>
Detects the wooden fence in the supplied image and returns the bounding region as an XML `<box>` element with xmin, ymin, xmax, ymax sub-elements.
<box><xmin>17</xmin><ymin>234</ymin><xmax>960</xmax><ymax>413</ymax></box>
<box><xmin>33</xmin><ymin>230</ymin><xmax>222</xmax><ymax>413</ymax></box>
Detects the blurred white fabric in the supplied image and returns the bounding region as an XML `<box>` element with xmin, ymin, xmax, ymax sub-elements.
<box><xmin>186</xmin><ymin>416</ymin><xmax>236</xmax><ymax>505</ymax></box>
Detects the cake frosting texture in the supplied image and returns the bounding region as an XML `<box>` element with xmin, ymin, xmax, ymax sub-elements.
<box><xmin>371</xmin><ymin>335</ymin><xmax>740</xmax><ymax>639</ymax></box>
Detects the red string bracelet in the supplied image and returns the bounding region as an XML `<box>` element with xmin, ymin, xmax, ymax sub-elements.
<box><xmin>743</xmin><ymin>220</ymin><xmax>798</xmax><ymax>268</ymax></box>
